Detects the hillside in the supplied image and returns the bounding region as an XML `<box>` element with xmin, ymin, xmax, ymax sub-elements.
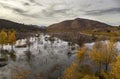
<box><xmin>0</xmin><ymin>19</ymin><xmax>45</xmax><ymax>33</ymax></box>
<box><xmin>0</xmin><ymin>19</ymin><xmax>47</xmax><ymax>39</ymax></box>
<box><xmin>47</xmin><ymin>18</ymin><xmax>120</xmax><ymax>45</ymax></box>
<box><xmin>47</xmin><ymin>18</ymin><xmax>118</xmax><ymax>33</ymax></box>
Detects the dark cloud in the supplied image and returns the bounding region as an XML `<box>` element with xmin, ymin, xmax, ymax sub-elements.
<box><xmin>28</xmin><ymin>0</ymin><xmax>43</xmax><ymax>6</ymax></box>
<box><xmin>0</xmin><ymin>3</ymin><xmax>27</xmax><ymax>13</ymax></box>
<box><xmin>23</xmin><ymin>2</ymin><xmax>30</xmax><ymax>6</ymax></box>
<box><xmin>115</xmin><ymin>0</ymin><xmax>120</xmax><ymax>3</ymax></box>
<box><xmin>38</xmin><ymin>3</ymin><xmax>70</xmax><ymax>18</ymax></box>
<box><xmin>85</xmin><ymin>7</ymin><xmax>120</xmax><ymax>16</ymax></box>
<box><xmin>41</xmin><ymin>9</ymin><xmax>70</xmax><ymax>17</ymax></box>
<box><xmin>29</xmin><ymin>0</ymin><xmax>35</xmax><ymax>3</ymax></box>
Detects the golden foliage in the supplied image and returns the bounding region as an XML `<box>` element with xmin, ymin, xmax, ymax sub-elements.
<box><xmin>61</xmin><ymin>63</ymin><xmax>79</xmax><ymax>79</ymax></box>
<box><xmin>61</xmin><ymin>38</ymin><xmax>119</xmax><ymax>79</ymax></box>
<box><xmin>8</xmin><ymin>30</ymin><xmax>16</xmax><ymax>44</ymax></box>
<box><xmin>61</xmin><ymin>62</ymin><xmax>98</xmax><ymax>79</ymax></box>
<box><xmin>90</xmin><ymin>39</ymin><xmax>117</xmax><ymax>72</ymax></box>
<box><xmin>0</xmin><ymin>29</ymin><xmax>16</xmax><ymax>46</ymax></box>
<box><xmin>0</xmin><ymin>30</ymin><xmax>8</xmax><ymax>45</ymax></box>
<box><xmin>82</xmin><ymin>75</ymin><xmax>99</xmax><ymax>79</ymax></box>
<box><xmin>109</xmin><ymin>55</ymin><xmax>120</xmax><ymax>79</ymax></box>
<box><xmin>77</xmin><ymin>47</ymin><xmax>87</xmax><ymax>63</ymax></box>
<box><xmin>90</xmin><ymin>41</ymin><xmax>104</xmax><ymax>64</ymax></box>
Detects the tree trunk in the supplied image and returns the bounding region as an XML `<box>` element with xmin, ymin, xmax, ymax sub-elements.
<box><xmin>11</xmin><ymin>44</ymin><xmax>14</xmax><ymax>51</ymax></box>
<box><xmin>1</xmin><ymin>44</ymin><xmax>3</xmax><ymax>50</ymax></box>
<box><xmin>98</xmin><ymin>62</ymin><xmax>102</xmax><ymax>73</ymax></box>
<box><xmin>105</xmin><ymin>63</ymin><xmax>108</xmax><ymax>72</ymax></box>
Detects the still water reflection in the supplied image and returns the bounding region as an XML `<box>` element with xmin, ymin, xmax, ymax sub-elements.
<box><xmin>0</xmin><ymin>35</ymin><xmax>79</xmax><ymax>79</ymax></box>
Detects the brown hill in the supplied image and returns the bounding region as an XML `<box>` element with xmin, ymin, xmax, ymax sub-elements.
<box><xmin>47</xmin><ymin>18</ymin><xmax>120</xmax><ymax>45</ymax></box>
<box><xmin>47</xmin><ymin>18</ymin><xmax>114</xmax><ymax>32</ymax></box>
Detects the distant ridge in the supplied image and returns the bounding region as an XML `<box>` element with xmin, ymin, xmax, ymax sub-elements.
<box><xmin>47</xmin><ymin>18</ymin><xmax>114</xmax><ymax>32</ymax></box>
<box><xmin>0</xmin><ymin>19</ymin><xmax>47</xmax><ymax>39</ymax></box>
<box><xmin>0</xmin><ymin>19</ymin><xmax>44</xmax><ymax>32</ymax></box>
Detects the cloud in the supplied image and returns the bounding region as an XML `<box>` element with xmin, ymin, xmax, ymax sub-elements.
<box><xmin>0</xmin><ymin>0</ymin><xmax>119</xmax><ymax>26</ymax></box>
<box><xmin>85</xmin><ymin>7</ymin><xmax>120</xmax><ymax>16</ymax></box>
<box><xmin>0</xmin><ymin>3</ymin><xmax>27</xmax><ymax>13</ymax></box>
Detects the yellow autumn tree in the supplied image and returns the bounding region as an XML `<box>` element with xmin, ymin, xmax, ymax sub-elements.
<box><xmin>103</xmin><ymin>38</ymin><xmax>118</xmax><ymax>72</ymax></box>
<box><xmin>8</xmin><ymin>30</ymin><xmax>16</xmax><ymax>50</ymax></box>
<box><xmin>82</xmin><ymin>75</ymin><xmax>99</xmax><ymax>79</ymax></box>
<box><xmin>61</xmin><ymin>62</ymin><xmax>98</xmax><ymax>79</ymax></box>
<box><xmin>100</xmin><ymin>55</ymin><xmax>120</xmax><ymax>79</ymax></box>
<box><xmin>90</xmin><ymin>41</ymin><xmax>105</xmax><ymax>72</ymax></box>
<box><xmin>109</xmin><ymin>55</ymin><xmax>120</xmax><ymax>79</ymax></box>
<box><xmin>0</xmin><ymin>30</ymin><xmax>8</xmax><ymax>50</ymax></box>
<box><xmin>61</xmin><ymin>63</ymin><xmax>79</xmax><ymax>79</ymax></box>
<box><xmin>61</xmin><ymin>47</ymin><xmax>95</xmax><ymax>79</ymax></box>
<box><xmin>90</xmin><ymin>39</ymin><xmax>118</xmax><ymax>72</ymax></box>
<box><xmin>77</xmin><ymin>47</ymin><xmax>87</xmax><ymax>64</ymax></box>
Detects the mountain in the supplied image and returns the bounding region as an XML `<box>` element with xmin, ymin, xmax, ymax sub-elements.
<box><xmin>0</xmin><ymin>19</ymin><xmax>45</xmax><ymax>33</ymax></box>
<box><xmin>47</xmin><ymin>18</ymin><xmax>116</xmax><ymax>33</ymax></box>
<box><xmin>47</xmin><ymin>18</ymin><xmax>120</xmax><ymax>46</ymax></box>
<box><xmin>0</xmin><ymin>19</ymin><xmax>46</xmax><ymax>39</ymax></box>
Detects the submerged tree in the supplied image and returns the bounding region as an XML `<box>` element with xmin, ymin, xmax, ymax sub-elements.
<box><xmin>8</xmin><ymin>30</ymin><xmax>16</xmax><ymax>51</ymax></box>
<box><xmin>61</xmin><ymin>47</ymin><xmax>94</xmax><ymax>79</ymax></box>
<box><xmin>89</xmin><ymin>41</ymin><xmax>105</xmax><ymax>72</ymax></box>
<box><xmin>49</xmin><ymin>36</ymin><xmax>55</xmax><ymax>47</ymax></box>
<box><xmin>61</xmin><ymin>63</ymin><xmax>79</xmax><ymax>79</ymax></box>
<box><xmin>26</xmin><ymin>37</ymin><xmax>31</xmax><ymax>51</ymax></box>
<box><xmin>77</xmin><ymin>47</ymin><xmax>87</xmax><ymax>64</ymax></box>
<box><xmin>0</xmin><ymin>30</ymin><xmax>8</xmax><ymax>50</ymax></box>
<box><xmin>90</xmin><ymin>39</ymin><xmax>118</xmax><ymax>72</ymax></box>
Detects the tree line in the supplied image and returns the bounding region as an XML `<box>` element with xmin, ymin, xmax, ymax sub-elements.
<box><xmin>0</xmin><ymin>29</ymin><xmax>16</xmax><ymax>51</ymax></box>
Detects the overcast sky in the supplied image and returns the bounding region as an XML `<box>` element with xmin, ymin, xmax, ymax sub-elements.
<box><xmin>0</xmin><ymin>0</ymin><xmax>120</xmax><ymax>26</ymax></box>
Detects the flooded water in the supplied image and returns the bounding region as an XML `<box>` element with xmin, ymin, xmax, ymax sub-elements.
<box><xmin>0</xmin><ymin>35</ymin><xmax>79</xmax><ymax>79</ymax></box>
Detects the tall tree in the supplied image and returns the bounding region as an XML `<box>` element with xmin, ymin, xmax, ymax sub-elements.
<box><xmin>26</xmin><ymin>37</ymin><xmax>31</xmax><ymax>51</ymax></box>
<box><xmin>61</xmin><ymin>63</ymin><xmax>79</xmax><ymax>79</ymax></box>
<box><xmin>8</xmin><ymin>30</ymin><xmax>16</xmax><ymax>50</ymax></box>
<box><xmin>61</xmin><ymin>47</ymin><xmax>97</xmax><ymax>79</ymax></box>
<box><xmin>0</xmin><ymin>30</ymin><xmax>8</xmax><ymax>50</ymax></box>
<box><xmin>90</xmin><ymin>39</ymin><xmax>118</xmax><ymax>72</ymax></box>
<box><xmin>77</xmin><ymin>47</ymin><xmax>87</xmax><ymax>64</ymax></box>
